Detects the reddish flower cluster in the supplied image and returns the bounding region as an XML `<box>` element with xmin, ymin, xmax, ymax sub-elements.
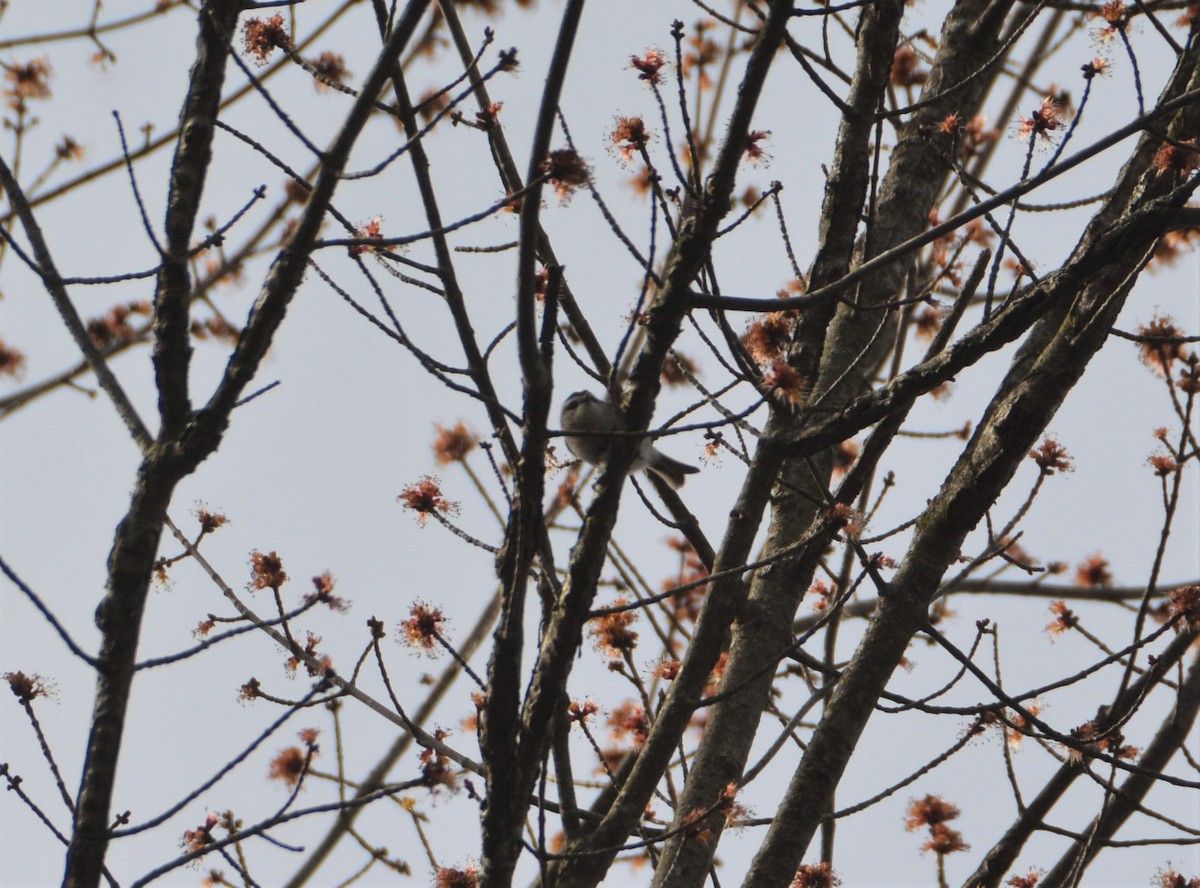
<box><xmin>680</xmin><ymin>806</ymin><xmax>716</xmax><ymax>845</ymax></box>
<box><xmin>1028</xmin><ymin>437</ymin><xmax>1073</xmax><ymax>474</ymax></box>
<box><xmin>1082</xmin><ymin>58</ymin><xmax>1113</xmax><ymax>85</ymax></box>
<box><xmin>1016</xmin><ymin>96</ymin><xmax>1065</xmax><ymax>143</ymax></box>
<box><xmin>436</xmin><ymin>866</ymin><xmax>480</xmax><ymax>888</ymax></box>
<box><xmin>433</xmin><ymin>422</ymin><xmax>478</xmax><ymax>465</ymax></box>
<box><xmin>462</xmin><ymin>690</ymin><xmax>486</xmax><ymax>733</ymax></box>
<box><xmin>905</xmin><ymin>794</ymin><xmax>959</xmax><ymax>830</ymax></box>
<box><xmin>2</xmin><ymin>57</ymin><xmax>51</xmax><ymax>109</ymax></box>
<box><xmin>891</xmin><ymin>45</ymin><xmax>927</xmax><ymax>87</ymax></box>
<box><xmin>268</xmin><ymin>741</ymin><xmax>311</xmax><ymax>787</ymax></box>
<box><xmin>5</xmin><ymin>671</ymin><xmax>53</xmax><ymax>703</ymax></box>
<box><xmin>763</xmin><ymin>358</ymin><xmax>808</xmax><ymax>405</ymax></box>
<box><xmin>56</xmin><ymin>135</ymin><xmax>84</xmax><ymax>162</ymax></box>
<box><xmin>1006</xmin><ymin>869</ymin><xmax>1043</xmax><ymax>887</ymax></box>
<box><xmin>419</xmin><ymin>728</ymin><xmax>456</xmax><ymax>790</ymax></box>
<box><xmin>189</xmin><ymin>314</ymin><xmax>241</xmax><ymax>348</ymax></box>
<box><xmin>705</xmin><ymin>651</ymin><xmax>730</xmax><ymax>697</ymax></box>
<box><xmin>832</xmin><ymin>440</ymin><xmax>859</xmax><ymax>480</ymax></box>
<box><xmin>906</xmin><ymin>795</ymin><xmax>969</xmax><ymax>856</ymax></box>
<box><xmin>1067</xmin><ymin>720</ymin><xmax>1139</xmax><ymax>762</ymax></box>
<box><xmin>630</xmin><ymin>49</ymin><xmax>668</xmax><ymax>85</ymax></box>
<box><xmin>555</xmin><ymin>465</ymin><xmax>581</xmax><ymax>509</ymax></box>
<box><xmin>744</xmin><ymin>130</ymin><xmax>772</xmax><ymax>165</ymax></box>
<box><xmin>249</xmin><ymin>550</ymin><xmax>288</xmax><ymax>591</ymax></box>
<box><xmin>1093</xmin><ymin>0</ymin><xmax>1128</xmax><ymax>42</ymax></box>
<box><xmin>1154</xmin><ymin>868</ymin><xmax>1200</xmax><ymax>888</ymax></box>
<box><xmin>1075</xmin><ymin>553</ymin><xmax>1112</xmax><ymax>588</ymax></box>
<box><xmin>913</xmin><ymin>304</ymin><xmax>944</xmax><ymax>341</ymax></box>
<box><xmin>1178</xmin><ymin>357</ymin><xmax>1200</xmax><ymax>394</ymax></box>
<box><xmin>742</xmin><ymin>311</ymin><xmax>798</xmax><ymax>364</ymax></box>
<box><xmin>713</xmin><ymin>781</ymin><xmax>749</xmax><ymax>826</ymax></box>
<box><xmin>86</xmin><ymin>301</ymin><xmax>152</xmax><ymax>348</ymax></box>
<box><xmin>1046</xmin><ymin>600</ymin><xmax>1078</xmax><ymax>638</ymax></box>
<box><xmin>1168</xmin><ymin>584</ymin><xmax>1200</xmax><ymax>629</ymax></box>
<box><xmin>398</xmin><ymin>476</ymin><xmax>458</xmax><ymax>525</ymax></box>
<box><xmin>305</xmin><ymin>572</ymin><xmax>348</xmax><ymax>611</ymax></box>
<box><xmin>654</xmin><ymin>658</ymin><xmax>682</xmax><ymax>681</ymax></box>
<box><xmin>349</xmin><ymin>216</ymin><xmax>384</xmax><ymax>256</ymax></box>
<box><xmin>180</xmin><ymin>812</ymin><xmax>219</xmax><ymax>854</ymax></box>
<box><xmin>626</xmin><ymin>164</ymin><xmax>657</xmax><ymax>198</ymax></box>
<box><xmin>286</xmin><ymin>631</ymin><xmax>332</xmax><ymax>677</ymax></box>
<box><xmin>1003</xmin><ymin>699</ymin><xmax>1043</xmax><ymax>751</ymax></box>
<box><xmin>196</xmin><ymin>506</ymin><xmax>229</xmax><ymax>536</ymax></box>
<box><xmin>1147</xmin><ymin>220</ymin><xmax>1195</xmax><ymax>261</ymax></box>
<box><xmin>609</xmin><ymin>701</ymin><xmax>650</xmax><ymax>748</ymax></box>
<box><xmin>589</xmin><ymin>599</ymin><xmax>639</xmax><ymax>658</ymax></box>
<box><xmin>308</xmin><ymin>51</ymin><xmax>348</xmax><ymax>91</ymax></box>
<box><xmin>400</xmin><ymin>602</ymin><xmax>447</xmax><ymax>655</ymax></box>
<box><xmin>1004</xmin><ymin>257</ymin><xmax>1035</xmax><ymax>282</ymax></box>
<box><xmin>925</xmin><ymin>829</ymin><xmax>970</xmax><ymax>855</ymax></box>
<box><xmin>543</xmin><ymin>148</ymin><xmax>591</xmax><ymax>201</ymax></box>
<box><xmin>1137</xmin><ymin>314</ymin><xmax>1191</xmax><ymax>378</ymax></box>
<box><xmin>808</xmin><ymin>579</ymin><xmax>837</xmax><ymax>612</ymax></box>
<box><xmin>927</xmin><ymin>210</ymin><xmax>991</xmax><ymax>283</ymax></box>
<box><xmin>284</xmin><ymin>177</ymin><xmax>312</xmax><ymax>205</ymax></box>
<box><xmin>417</xmin><ymin>87</ymin><xmax>452</xmax><ymax>124</ymax></box>
<box><xmin>792</xmin><ymin>862</ymin><xmax>842</xmax><ymax>888</ymax></box>
<box><xmin>868</xmin><ymin>552</ymin><xmax>897</xmax><ymax>571</ymax></box>
<box><xmin>824</xmin><ymin>502</ymin><xmax>860</xmax><ymax>537</ymax></box>
<box><xmin>242</xmin><ymin>15</ymin><xmax>291</xmax><ymax>64</ymax></box>
<box><xmin>943</xmin><ymin>113</ymin><xmax>1000</xmax><ymax>160</ymax></box>
<box><xmin>610</xmin><ymin>116</ymin><xmax>650</xmax><ymax>163</ymax></box>
<box><xmin>567</xmin><ymin>698</ymin><xmax>600</xmax><ymax>725</ymax></box>
<box><xmin>0</xmin><ymin>340</ymin><xmax>26</xmax><ymax>379</ymax></box>
<box><xmin>1148</xmin><ymin>453</ymin><xmax>1180</xmax><ymax>477</ymax></box>
<box><xmin>662</xmin><ymin>351</ymin><xmax>698</xmax><ymax>387</ymax></box>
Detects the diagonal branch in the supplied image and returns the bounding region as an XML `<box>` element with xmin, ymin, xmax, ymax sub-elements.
<box><xmin>743</xmin><ymin>42</ymin><xmax>1200</xmax><ymax>884</ymax></box>
<box><xmin>182</xmin><ymin>0</ymin><xmax>432</xmax><ymax>462</ymax></box>
<box><xmin>962</xmin><ymin>627</ymin><xmax>1200</xmax><ymax>888</ymax></box>
<box><xmin>0</xmin><ymin>157</ymin><xmax>151</xmax><ymax>450</ymax></box>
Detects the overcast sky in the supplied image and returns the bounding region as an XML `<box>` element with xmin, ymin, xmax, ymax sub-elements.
<box><xmin>1</xmin><ymin>2</ymin><xmax>1198</xmax><ymax>886</ymax></box>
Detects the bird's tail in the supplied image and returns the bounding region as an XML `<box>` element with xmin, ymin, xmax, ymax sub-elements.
<box><xmin>646</xmin><ymin>454</ymin><xmax>700</xmax><ymax>489</ymax></box>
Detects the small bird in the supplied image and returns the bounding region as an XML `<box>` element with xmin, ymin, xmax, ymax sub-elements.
<box><xmin>560</xmin><ymin>390</ymin><xmax>699</xmax><ymax>489</ymax></box>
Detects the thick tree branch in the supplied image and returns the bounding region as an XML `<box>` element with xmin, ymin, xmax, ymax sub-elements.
<box><xmin>62</xmin><ymin>5</ymin><xmax>433</xmax><ymax>886</ymax></box>
<box><xmin>481</xmin><ymin>4</ymin><xmax>584</xmax><ymax>881</ymax></box>
<box><xmin>651</xmin><ymin>0</ymin><xmax>911</xmax><ymax>879</ymax></box>
<box><xmin>743</xmin><ymin>41</ymin><xmax>1200</xmax><ymax>884</ymax></box>
<box><xmin>152</xmin><ymin>0</ymin><xmax>239</xmax><ymax>439</ymax></box>
<box><xmin>547</xmin><ymin>4</ymin><xmax>798</xmax><ymax>883</ymax></box>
